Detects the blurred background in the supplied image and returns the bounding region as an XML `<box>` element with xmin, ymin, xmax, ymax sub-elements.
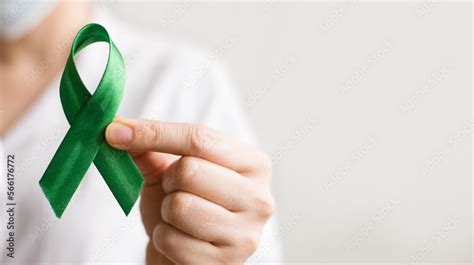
<box><xmin>104</xmin><ymin>1</ymin><xmax>471</xmax><ymax>263</ymax></box>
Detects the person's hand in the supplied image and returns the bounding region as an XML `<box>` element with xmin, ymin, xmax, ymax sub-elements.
<box><xmin>105</xmin><ymin>118</ymin><xmax>274</xmax><ymax>265</ymax></box>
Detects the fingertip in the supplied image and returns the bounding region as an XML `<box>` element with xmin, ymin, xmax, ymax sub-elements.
<box><xmin>105</xmin><ymin>121</ymin><xmax>133</xmax><ymax>149</ymax></box>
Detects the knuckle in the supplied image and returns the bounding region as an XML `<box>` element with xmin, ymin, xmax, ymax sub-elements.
<box><xmin>141</xmin><ymin>120</ymin><xmax>163</xmax><ymax>145</ymax></box>
<box><xmin>174</xmin><ymin>157</ymin><xmax>199</xmax><ymax>188</ymax></box>
<box><xmin>253</xmin><ymin>194</ymin><xmax>275</xmax><ymax>219</ymax></box>
<box><xmin>259</xmin><ymin>152</ymin><xmax>273</xmax><ymax>176</ymax></box>
<box><xmin>166</xmin><ymin>192</ymin><xmax>191</xmax><ymax>223</ymax></box>
<box><xmin>218</xmin><ymin>257</ymin><xmax>234</xmax><ymax>265</ymax></box>
<box><xmin>214</xmin><ymin>250</ymin><xmax>230</xmax><ymax>265</ymax></box>
<box><xmin>239</xmin><ymin>233</ymin><xmax>260</xmax><ymax>255</ymax></box>
<box><xmin>189</xmin><ymin>124</ymin><xmax>215</xmax><ymax>154</ymax></box>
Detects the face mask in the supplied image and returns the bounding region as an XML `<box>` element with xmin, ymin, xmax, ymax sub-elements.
<box><xmin>0</xmin><ymin>0</ymin><xmax>58</xmax><ymax>40</ymax></box>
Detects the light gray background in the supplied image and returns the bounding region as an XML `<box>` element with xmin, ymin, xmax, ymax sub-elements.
<box><xmin>106</xmin><ymin>1</ymin><xmax>472</xmax><ymax>263</ymax></box>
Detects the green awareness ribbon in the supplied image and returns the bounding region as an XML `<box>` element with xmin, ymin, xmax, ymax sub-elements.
<box><xmin>39</xmin><ymin>23</ymin><xmax>143</xmax><ymax>218</ymax></box>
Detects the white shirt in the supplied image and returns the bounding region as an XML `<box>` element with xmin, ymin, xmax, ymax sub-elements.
<box><xmin>0</xmin><ymin>10</ymin><xmax>282</xmax><ymax>265</ymax></box>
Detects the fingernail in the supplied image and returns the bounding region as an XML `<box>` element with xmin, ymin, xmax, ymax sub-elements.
<box><xmin>106</xmin><ymin>122</ymin><xmax>133</xmax><ymax>147</ymax></box>
<box><xmin>152</xmin><ymin>224</ymin><xmax>165</xmax><ymax>252</ymax></box>
<box><xmin>161</xmin><ymin>196</ymin><xmax>171</xmax><ymax>218</ymax></box>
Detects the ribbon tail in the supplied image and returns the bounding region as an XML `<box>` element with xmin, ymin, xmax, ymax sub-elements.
<box><xmin>39</xmin><ymin>126</ymin><xmax>102</xmax><ymax>218</ymax></box>
<box><xmin>94</xmin><ymin>142</ymin><xmax>144</xmax><ymax>215</ymax></box>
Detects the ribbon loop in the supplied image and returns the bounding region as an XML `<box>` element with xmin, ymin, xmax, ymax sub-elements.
<box><xmin>39</xmin><ymin>23</ymin><xmax>143</xmax><ymax>218</ymax></box>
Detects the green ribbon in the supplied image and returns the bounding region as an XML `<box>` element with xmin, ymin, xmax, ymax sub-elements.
<box><xmin>39</xmin><ymin>23</ymin><xmax>143</xmax><ymax>218</ymax></box>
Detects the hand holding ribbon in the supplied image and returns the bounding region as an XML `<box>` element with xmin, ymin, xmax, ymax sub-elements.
<box><xmin>39</xmin><ymin>23</ymin><xmax>143</xmax><ymax>218</ymax></box>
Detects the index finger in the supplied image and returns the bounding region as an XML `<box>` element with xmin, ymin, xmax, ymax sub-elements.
<box><xmin>105</xmin><ymin>118</ymin><xmax>270</xmax><ymax>173</ymax></box>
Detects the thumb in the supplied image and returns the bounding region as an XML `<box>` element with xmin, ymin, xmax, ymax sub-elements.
<box><xmin>105</xmin><ymin>118</ymin><xmax>134</xmax><ymax>150</ymax></box>
<box><xmin>106</xmin><ymin>118</ymin><xmax>178</xmax><ymax>184</ymax></box>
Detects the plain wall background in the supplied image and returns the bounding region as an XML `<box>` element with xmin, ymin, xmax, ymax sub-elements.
<box><xmin>106</xmin><ymin>2</ymin><xmax>472</xmax><ymax>263</ymax></box>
